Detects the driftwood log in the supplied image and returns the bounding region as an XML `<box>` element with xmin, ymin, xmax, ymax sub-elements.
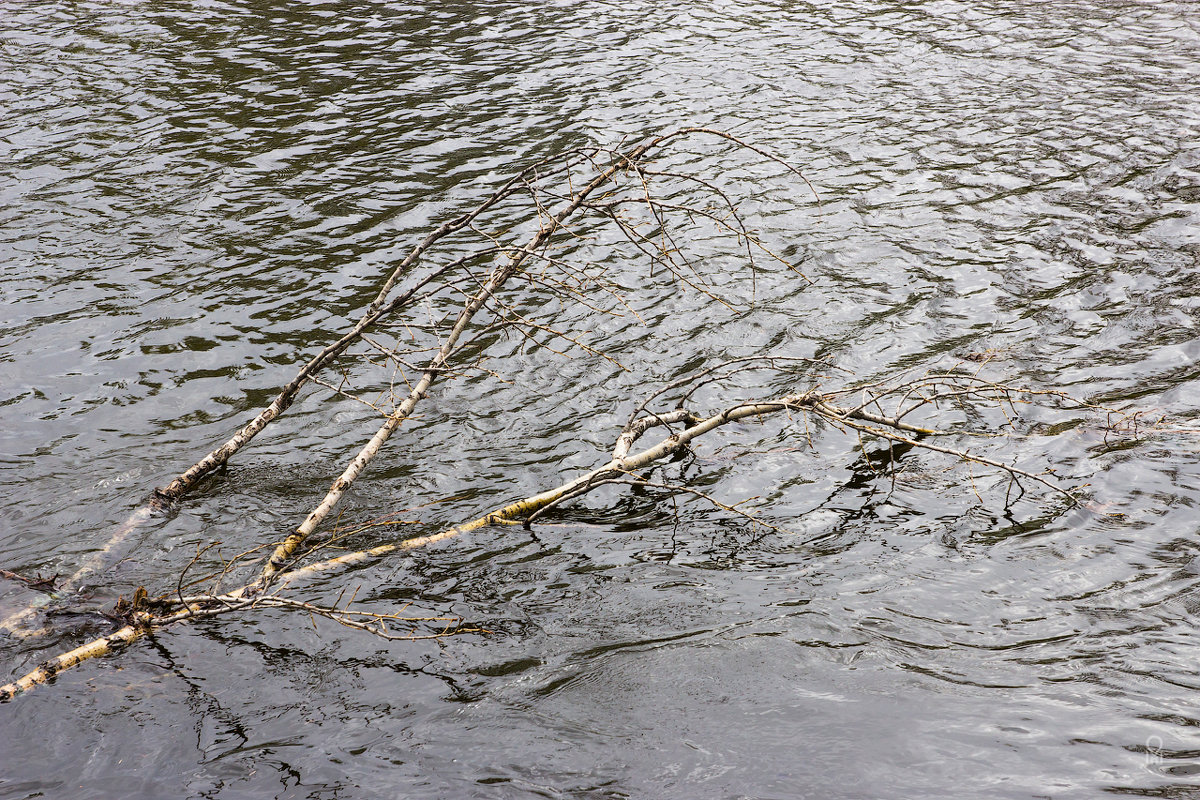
<box><xmin>1</xmin><ymin>129</ymin><xmax>1102</xmax><ymax>702</ymax></box>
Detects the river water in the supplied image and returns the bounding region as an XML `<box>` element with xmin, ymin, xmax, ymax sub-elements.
<box><xmin>3</xmin><ymin>1</ymin><xmax>1200</xmax><ymax>797</ymax></box>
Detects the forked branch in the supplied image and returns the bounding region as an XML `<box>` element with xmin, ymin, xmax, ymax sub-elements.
<box><xmin>1</xmin><ymin>129</ymin><xmax>1112</xmax><ymax>705</ymax></box>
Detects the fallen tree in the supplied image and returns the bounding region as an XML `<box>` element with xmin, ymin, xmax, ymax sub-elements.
<box><xmin>0</xmin><ymin>129</ymin><xmax>1108</xmax><ymax>701</ymax></box>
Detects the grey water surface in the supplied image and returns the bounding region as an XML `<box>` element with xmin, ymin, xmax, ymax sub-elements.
<box><xmin>3</xmin><ymin>1</ymin><xmax>1200</xmax><ymax>798</ymax></box>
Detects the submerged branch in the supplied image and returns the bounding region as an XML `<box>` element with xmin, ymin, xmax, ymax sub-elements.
<box><xmin>1</xmin><ymin>127</ymin><xmax>1109</xmax><ymax>705</ymax></box>
<box><xmin>1</xmin><ymin>371</ymin><xmax>1092</xmax><ymax>701</ymax></box>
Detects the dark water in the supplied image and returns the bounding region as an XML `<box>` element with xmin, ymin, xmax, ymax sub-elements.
<box><xmin>4</xmin><ymin>1</ymin><xmax>1200</xmax><ymax>797</ymax></box>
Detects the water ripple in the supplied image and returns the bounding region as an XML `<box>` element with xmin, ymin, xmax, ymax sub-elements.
<box><xmin>4</xmin><ymin>0</ymin><xmax>1200</xmax><ymax>797</ymax></box>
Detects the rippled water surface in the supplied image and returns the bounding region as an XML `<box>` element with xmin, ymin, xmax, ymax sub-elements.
<box><xmin>4</xmin><ymin>1</ymin><xmax>1200</xmax><ymax>797</ymax></box>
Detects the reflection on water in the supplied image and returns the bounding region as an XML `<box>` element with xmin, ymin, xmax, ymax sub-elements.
<box><xmin>3</xmin><ymin>1</ymin><xmax>1200</xmax><ymax>797</ymax></box>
